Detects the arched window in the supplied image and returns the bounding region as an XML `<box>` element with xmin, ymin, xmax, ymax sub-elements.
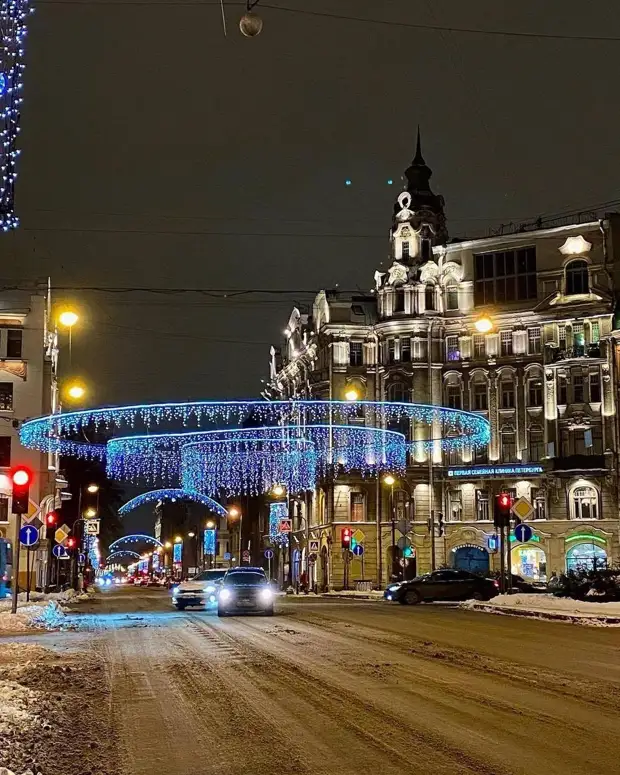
<box><xmin>425</xmin><ymin>285</ymin><xmax>435</xmax><ymax>310</ymax></box>
<box><xmin>528</xmin><ymin>425</ymin><xmax>544</xmax><ymax>462</ymax></box>
<box><xmin>571</xmin><ymin>485</ymin><xmax>599</xmax><ymax>520</ymax></box>
<box><xmin>387</xmin><ymin>382</ymin><xmax>407</xmax><ymax>403</ymax></box>
<box><xmin>566</xmin><ymin>260</ymin><xmax>589</xmax><ymax>295</ymax></box>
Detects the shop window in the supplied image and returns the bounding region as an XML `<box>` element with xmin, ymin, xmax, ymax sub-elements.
<box><xmin>425</xmin><ymin>286</ymin><xmax>435</xmax><ymax>311</ymax></box>
<box><xmin>531</xmin><ymin>487</ymin><xmax>547</xmax><ymax>520</ymax></box>
<box><xmin>572</xmin><ymin>373</ymin><xmax>584</xmax><ymax>403</ymax></box>
<box><xmin>473</xmin><ymin>334</ymin><xmax>485</xmax><ymax>358</ymax></box>
<box><xmin>0</xmin><ymin>436</ymin><xmax>10</xmax><ymax>467</ymax></box>
<box><xmin>446</xmin><ymin>336</ymin><xmax>460</xmax><ymax>362</ymax></box>
<box><xmin>394</xmin><ymin>288</ymin><xmax>405</xmax><ymax>313</ymax></box>
<box><xmin>350</xmin><ymin>492</ymin><xmax>365</xmax><ymax>522</ymax></box>
<box><xmin>528</xmin><ymin>378</ymin><xmax>543</xmax><ymax>407</ymax></box>
<box><xmin>401</xmin><ymin>339</ymin><xmax>411</xmax><ymax>363</ymax></box>
<box><xmin>511</xmin><ymin>545</ymin><xmax>547</xmax><ymax>583</ymax></box>
<box><xmin>566</xmin><ymin>260</ymin><xmax>589</xmax><ymax>295</ymax></box>
<box><xmin>349</xmin><ymin>341</ymin><xmax>363</xmax><ymax>366</ymax></box>
<box><xmin>500</xmin><ymin>428</ymin><xmax>517</xmax><ymax>463</ymax></box>
<box><xmin>0</xmin><ymin>383</ymin><xmax>13</xmax><ymax>412</ymax></box>
<box><xmin>501</xmin><ymin>379</ymin><xmax>515</xmax><ymax>409</ymax></box>
<box><xmin>446</xmin><ymin>384</ymin><xmax>461</xmax><ymax>409</ymax></box>
<box><xmin>473</xmin><ymin>381</ymin><xmax>488</xmax><ymax>411</ymax></box>
<box><xmin>446</xmin><ymin>286</ymin><xmax>459</xmax><ymax>310</ymax></box>
<box><xmin>589</xmin><ymin>372</ymin><xmax>601</xmax><ymax>402</ymax></box>
<box><xmin>500</xmin><ymin>331</ymin><xmax>513</xmax><ymax>357</ymax></box>
<box><xmin>528</xmin><ymin>327</ymin><xmax>541</xmax><ymax>354</ymax></box>
<box><xmin>0</xmin><ymin>493</ymin><xmax>7</xmax><ymax>522</ymax></box>
<box><xmin>448</xmin><ymin>489</ymin><xmax>462</xmax><ymax>522</ymax></box>
<box><xmin>571</xmin><ymin>486</ymin><xmax>599</xmax><ymax>520</ymax></box>
<box><xmin>6</xmin><ymin>329</ymin><xmax>22</xmax><ymax>359</ymax></box>
<box><xmin>528</xmin><ymin>426</ymin><xmax>544</xmax><ymax>462</ymax></box>
<box><xmin>566</xmin><ymin>542</ymin><xmax>607</xmax><ymax>572</ymax></box>
<box><xmin>475</xmin><ymin>490</ymin><xmax>490</xmax><ymax>521</ymax></box>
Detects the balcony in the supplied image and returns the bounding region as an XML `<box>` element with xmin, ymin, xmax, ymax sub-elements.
<box><xmin>552</xmin><ymin>454</ymin><xmax>607</xmax><ymax>472</ymax></box>
<box><xmin>550</xmin><ymin>343</ymin><xmax>601</xmax><ymax>362</ymax></box>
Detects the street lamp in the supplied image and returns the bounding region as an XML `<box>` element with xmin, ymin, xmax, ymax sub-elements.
<box><xmin>228</xmin><ymin>506</ymin><xmax>242</xmax><ymax>565</ymax></box>
<box><xmin>84</xmin><ymin>507</ymin><xmax>97</xmax><ymax>518</ymax></box>
<box><xmin>271</xmin><ymin>484</ymin><xmax>285</xmax><ymax>497</ymax></box>
<box><xmin>58</xmin><ymin>310</ymin><xmax>79</xmax><ymax>328</ymax></box>
<box><xmin>206</xmin><ymin>520</ymin><xmax>215</xmax><ymax>530</ymax></box>
<box><xmin>474</xmin><ymin>316</ymin><xmax>493</xmax><ymax>334</ymax></box>
<box><xmin>382</xmin><ymin>475</ymin><xmax>398</xmax><ymax>580</ymax></box>
<box><xmin>164</xmin><ymin>542</ymin><xmax>172</xmax><ymax>549</ymax></box>
<box><xmin>174</xmin><ymin>536</ymin><xmax>182</xmax><ymax>543</ymax></box>
<box><xmin>344</xmin><ymin>387</ymin><xmax>359</xmax><ymax>401</ymax></box>
<box><xmin>66</xmin><ymin>382</ymin><xmax>86</xmax><ymax>401</ymax></box>
<box><xmin>188</xmin><ymin>532</ymin><xmax>195</xmax><ymax>538</ymax></box>
<box><xmin>86</xmin><ymin>484</ymin><xmax>99</xmax><ymax>494</ymax></box>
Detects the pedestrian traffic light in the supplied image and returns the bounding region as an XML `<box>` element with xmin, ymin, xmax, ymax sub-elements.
<box><xmin>341</xmin><ymin>527</ymin><xmax>352</xmax><ymax>549</ymax></box>
<box><xmin>494</xmin><ymin>492</ymin><xmax>512</xmax><ymax>527</ymax></box>
<box><xmin>11</xmin><ymin>466</ymin><xmax>31</xmax><ymax>515</ymax></box>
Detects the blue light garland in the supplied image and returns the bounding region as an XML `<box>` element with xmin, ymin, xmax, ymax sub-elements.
<box><xmin>0</xmin><ymin>0</ymin><xmax>32</xmax><ymax>230</ymax></box>
<box><xmin>118</xmin><ymin>488</ymin><xmax>228</xmax><ymax>518</ymax></box>
<box><xmin>106</xmin><ymin>550</ymin><xmax>141</xmax><ymax>563</ymax></box>
<box><xmin>269</xmin><ymin>501</ymin><xmax>289</xmax><ymax>547</ymax></box>
<box><xmin>108</xmin><ymin>533</ymin><xmax>163</xmax><ymax>552</ymax></box>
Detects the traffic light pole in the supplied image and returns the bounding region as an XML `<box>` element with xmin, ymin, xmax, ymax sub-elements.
<box><xmin>10</xmin><ymin>514</ymin><xmax>21</xmax><ymax>614</ymax></box>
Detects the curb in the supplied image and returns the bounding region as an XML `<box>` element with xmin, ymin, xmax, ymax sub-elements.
<box><xmin>469</xmin><ymin>601</ymin><xmax>620</xmax><ymax>625</ymax></box>
<box><xmin>320</xmin><ymin>593</ymin><xmax>384</xmax><ymax>601</ymax></box>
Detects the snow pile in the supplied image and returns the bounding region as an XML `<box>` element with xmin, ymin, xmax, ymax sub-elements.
<box><xmin>462</xmin><ymin>593</ymin><xmax>620</xmax><ymax>623</ymax></box>
<box><xmin>0</xmin><ymin>601</ymin><xmax>68</xmax><ymax>633</ymax></box>
<box><xmin>0</xmin><ymin>681</ymin><xmax>39</xmax><ymax>736</ymax></box>
<box><xmin>0</xmin><ymin>770</ymin><xmax>43</xmax><ymax>775</ymax></box>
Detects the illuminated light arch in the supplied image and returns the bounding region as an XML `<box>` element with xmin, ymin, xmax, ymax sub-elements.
<box><xmin>108</xmin><ymin>534</ymin><xmax>163</xmax><ymax>552</ymax></box>
<box><xmin>105</xmin><ymin>550</ymin><xmax>140</xmax><ymax>563</ymax></box>
<box><xmin>118</xmin><ymin>488</ymin><xmax>227</xmax><ymax>518</ymax></box>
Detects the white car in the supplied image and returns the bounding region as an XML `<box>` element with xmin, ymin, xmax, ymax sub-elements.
<box><xmin>172</xmin><ymin>569</ymin><xmax>227</xmax><ymax>610</ymax></box>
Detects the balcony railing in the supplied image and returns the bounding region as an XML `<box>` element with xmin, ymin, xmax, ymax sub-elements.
<box><xmin>550</xmin><ymin>343</ymin><xmax>601</xmax><ymax>362</ymax></box>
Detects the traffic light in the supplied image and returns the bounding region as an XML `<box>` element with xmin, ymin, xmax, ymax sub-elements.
<box><xmin>66</xmin><ymin>536</ymin><xmax>77</xmax><ymax>551</ymax></box>
<box><xmin>341</xmin><ymin>527</ymin><xmax>352</xmax><ymax>549</ymax></box>
<box><xmin>11</xmin><ymin>466</ymin><xmax>31</xmax><ymax>515</ymax></box>
<box><xmin>494</xmin><ymin>492</ymin><xmax>512</xmax><ymax>527</ymax></box>
<box><xmin>45</xmin><ymin>511</ymin><xmax>58</xmax><ymax>537</ymax></box>
<box><xmin>437</xmin><ymin>512</ymin><xmax>445</xmax><ymax>537</ymax></box>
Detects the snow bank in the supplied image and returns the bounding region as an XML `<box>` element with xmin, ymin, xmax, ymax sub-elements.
<box><xmin>0</xmin><ymin>770</ymin><xmax>43</xmax><ymax>775</ymax></box>
<box><xmin>462</xmin><ymin>593</ymin><xmax>620</xmax><ymax>623</ymax></box>
<box><xmin>0</xmin><ymin>601</ymin><xmax>68</xmax><ymax>633</ymax></box>
<box><xmin>0</xmin><ymin>681</ymin><xmax>39</xmax><ymax>735</ymax></box>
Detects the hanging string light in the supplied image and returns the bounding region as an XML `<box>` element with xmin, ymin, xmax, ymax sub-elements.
<box><xmin>118</xmin><ymin>488</ymin><xmax>228</xmax><ymax>517</ymax></box>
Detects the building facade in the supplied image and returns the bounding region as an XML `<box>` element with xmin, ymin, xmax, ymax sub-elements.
<box><xmin>0</xmin><ymin>283</ymin><xmax>60</xmax><ymax>593</ymax></box>
<box><xmin>268</xmin><ymin>139</ymin><xmax>620</xmax><ymax>589</ymax></box>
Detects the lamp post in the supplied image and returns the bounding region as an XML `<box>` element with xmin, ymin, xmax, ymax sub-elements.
<box><xmin>58</xmin><ymin>309</ymin><xmax>79</xmax><ymax>366</ymax></box>
<box><xmin>205</xmin><ymin>519</ymin><xmax>216</xmax><ymax>568</ymax></box>
<box><xmin>382</xmin><ymin>475</ymin><xmax>397</xmax><ymax>580</ymax></box>
<box><xmin>228</xmin><ymin>506</ymin><xmax>241</xmax><ymax>566</ymax></box>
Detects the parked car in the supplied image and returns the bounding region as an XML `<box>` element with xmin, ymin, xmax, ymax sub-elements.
<box><xmin>384</xmin><ymin>569</ymin><xmax>499</xmax><ymax>605</ymax></box>
<box><xmin>172</xmin><ymin>568</ymin><xmax>228</xmax><ymax>610</ymax></box>
<box><xmin>218</xmin><ymin>567</ymin><xmax>273</xmax><ymax>617</ymax></box>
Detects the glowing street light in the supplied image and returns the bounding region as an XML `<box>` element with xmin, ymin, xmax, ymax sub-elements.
<box><xmin>84</xmin><ymin>507</ymin><xmax>97</xmax><ymax>518</ymax></box>
<box><xmin>206</xmin><ymin>520</ymin><xmax>215</xmax><ymax>529</ymax></box>
<box><xmin>174</xmin><ymin>535</ymin><xmax>182</xmax><ymax>543</ymax></box>
<box><xmin>228</xmin><ymin>506</ymin><xmax>240</xmax><ymax>519</ymax></box>
<box><xmin>271</xmin><ymin>484</ymin><xmax>285</xmax><ymax>497</ymax></box>
<box><xmin>474</xmin><ymin>316</ymin><xmax>493</xmax><ymax>334</ymax></box>
<box><xmin>188</xmin><ymin>531</ymin><xmax>196</xmax><ymax>538</ymax></box>
<box><xmin>383</xmin><ymin>474</ymin><xmax>396</xmax><ymax>486</ymax></box>
<box><xmin>86</xmin><ymin>484</ymin><xmax>99</xmax><ymax>494</ymax></box>
<box><xmin>164</xmin><ymin>541</ymin><xmax>172</xmax><ymax>549</ymax></box>
<box><xmin>58</xmin><ymin>310</ymin><xmax>79</xmax><ymax>328</ymax></box>
<box><xmin>66</xmin><ymin>382</ymin><xmax>86</xmax><ymax>401</ymax></box>
<box><xmin>344</xmin><ymin>387</ymin><xmax>359</xmax><ymax>401</ymax></box>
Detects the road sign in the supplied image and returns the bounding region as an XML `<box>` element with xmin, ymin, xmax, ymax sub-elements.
<box><xmin>352</xmin><ymin>544</ymin><xmax>364</xmax><ymax>557</ymax></box>
<box><xmin>19</xmin><ymin>525</ymin><xmax>39</xmax><ymax>547</ymax></box>
<box><xmin>264</xmin><ymin>548</ymin><xmax>274</xmax><ymax>559</ymax></box>
<box><xmin>511</xmin><ymin>497</ymin><xmax>534</xmax><ymax>521</ymax></box>
<box><xmin>396</xmin><ymin>519</ymin><xmax>409</xmax><ymax>536</ymax></box>
<box><xmin>78</xmin><ymin>553</ymin><xmax>86</xmax><ymax>564</ymax></box>
<box><xmin>224</xmin><ymin>552</ymin><xmax>231</xmax><ymax>561</ymax></box>
<box><xmin>24</xmin><ymin>515</ymin><xmax>43</xmax><ymax>531</ymax></box>
<box><xmin>54</xmin><ymin>526</ymin><xmax>68</xmax><ymax>544</ymax></box>
<box><xmin>514</xmin><ymin>523</ymin><xmax>533</xmax><ymax>543</ymax></box>
<box><xmin>242</xmin><ymin>550</ymin><xmax>250</xmax><ymax>563</ymax></box>
<box><xmin>352</xmin><ymin>529</ymin><xmax>365</xmax><ymax>544</ymax></box>
<box><xmin>85</xmin><ymin>519</ymin><xmax>100</xmax><ymax>536</ymax></box>
<box><xmin>308</xmin><ymin>539</ymin><xmax>320</xmax><ymax>553</ymax></box>
<box><xmin>52</xmin><ymin>544</ymin><xmax>69</xmax><ymax>559</ymax></box>
<box><xmin>278</xmin><ymin>518</ymin><xmax>292</xmax><ymax>533</ymax></box>
<box><xmin>396</xmin><ymin>535</ymin><xmax>411</xmax><ymax>550</ymax></box>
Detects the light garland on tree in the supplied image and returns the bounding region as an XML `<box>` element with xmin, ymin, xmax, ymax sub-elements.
<box><xmin>118</xmin><ymin>488</ymin><xmax>227</xmax><ymax>517</ymax></box>
<box><xmin>0</xmin><ymin>0</ymin><xmax>31</xmax><ymax>230</ymax></box>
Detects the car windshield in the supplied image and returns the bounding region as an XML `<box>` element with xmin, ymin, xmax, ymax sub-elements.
<box><xmin>192</xmin><ymin>570</ymin><xmax>226</xmax><ymax>582</ymax></box>
<box><xmin>225</xmin><ymin>572</ymin><xmax>267</xmax><ymax>586</ymax></box>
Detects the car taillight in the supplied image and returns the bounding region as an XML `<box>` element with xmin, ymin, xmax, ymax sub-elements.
<box><xmin>493</xmin><ymin>580</ymin><xmax>499</xmax><ymax>588</ymax></box>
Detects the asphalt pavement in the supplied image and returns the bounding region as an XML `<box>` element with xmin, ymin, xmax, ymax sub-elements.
<box><xmin>55</xmin><ymin>587</ymin><xmax>620</xmax><ymax>774</ymax></box>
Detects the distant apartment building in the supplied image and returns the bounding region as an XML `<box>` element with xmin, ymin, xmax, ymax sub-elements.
<box><xmin>268</xmin><ymin>138</ymin><xmax>620</xmax><ymax>589</ymax></box>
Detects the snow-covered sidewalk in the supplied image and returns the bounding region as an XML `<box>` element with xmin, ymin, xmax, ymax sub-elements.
<box><xmin>0</xmin><ymin>589</ymin><xmax>94</xmax><ymax>633</ymax></box>
<box><xmin>463</xmin><ymin>593</ymin><xmax>620</xmax><ymax>625</ymax></box>
<box><xmin>321</xmin><ymin>589</ymin><xmax>384</xmax><ymax>601</ymax></box>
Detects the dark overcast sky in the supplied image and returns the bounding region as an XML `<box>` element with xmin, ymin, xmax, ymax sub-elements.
<box><xmin>4</xmin><ymin>0</ymin><xmax>620</xmax><ymax>407</ymax></box>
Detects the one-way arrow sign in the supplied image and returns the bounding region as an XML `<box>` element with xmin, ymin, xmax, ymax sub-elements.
<box><xmin>19</xmin><ymin>525</ymin><xmax>40</xmax><ymax>547</ymax></box>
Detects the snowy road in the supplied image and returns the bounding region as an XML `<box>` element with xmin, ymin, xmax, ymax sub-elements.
<box><xmin>29</xmin><ymin>588</ymin><xmax>620</xmax><ymax>774</ymax></box>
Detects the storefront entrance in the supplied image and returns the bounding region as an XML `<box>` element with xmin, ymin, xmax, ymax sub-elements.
<box><xmin>452</xmin><ymin>545</ymin><xmax>489</xmax><ymax>574</ymax></box>
<box><xmin>566</xmin><ymin>542</ymin><xmax>607</xmax><ymax>572</ymax></box>
<box><xmin>511</xmin><ymin>545</ymin><xmax>547</xmax><ymax>582</ymax></box>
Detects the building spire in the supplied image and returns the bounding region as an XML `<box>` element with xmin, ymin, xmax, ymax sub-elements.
<box><xmin>413</xmin><ymin>125</ymin><xmax>424</xmax><ymax>165</ymax></box>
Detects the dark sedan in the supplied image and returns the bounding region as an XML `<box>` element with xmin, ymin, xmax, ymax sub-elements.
<box><xmin>218</xmin><ymin>569</ymin><xmax>274</xmax><ymax>616</ymax></box>
<box><xmin>384</xmin><ymin>569</ymin><xmax>499</xmax><ymax>605</ymax></box>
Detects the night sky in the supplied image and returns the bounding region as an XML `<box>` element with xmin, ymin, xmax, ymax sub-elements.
<box><xmin>5</xmin><ymin>0</ymin><xmax>620</xmax><ymax>406</ymax></box>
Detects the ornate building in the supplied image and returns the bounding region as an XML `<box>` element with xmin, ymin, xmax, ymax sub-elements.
<box><xmin>269</xmin><ymin>138</ymin><xmax>620</xmax><ymax>589</ymax></box>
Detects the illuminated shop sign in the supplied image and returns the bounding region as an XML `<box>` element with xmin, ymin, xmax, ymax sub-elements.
<box><xmin>447</xmin><ymin>464</ymin><xmax>544</xmax><ymax>479</ymax></box>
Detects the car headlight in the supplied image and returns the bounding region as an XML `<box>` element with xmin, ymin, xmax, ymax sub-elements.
<box><xmin>172</xmin><ymin>586</ymin><xmax>179</xmax><ymax>596</ymax></box>
<box><xmin>219</xmin><ymin>588</ymin><xmax>232</xmax><ymax>602</ymax></box>
<box><xmin>387</xmin><ymin>585</ymin><xmax>401</xmax><ymax>592</ymax></box>
<box><xmin>204</xmin><ymin>585</ymin><xmax>216</xmax><ymax>593</ymax></box>
<box><xmin>259</xmin><ymin>588</ymin><xmax>273</xmax><ymax>604</ymax></box>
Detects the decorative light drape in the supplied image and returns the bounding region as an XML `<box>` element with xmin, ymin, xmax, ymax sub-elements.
<box><xmin>118</xmin><ymin>488</ymin><xmax>228</xmax><ymax>517</ymax></box>
<box><xmin>107</xmin><ymin>534</ymin><xmax>163</xmax><ymax>552</ymax></box>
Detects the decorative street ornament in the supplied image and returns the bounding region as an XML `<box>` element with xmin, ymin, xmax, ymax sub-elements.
<box><xmin>559</xmin><ymin>235</ymin><xmax>592</xmax><ymax>256</ymax></box>
<box><xmin>239</xmin><ymin>1</ymin><xmax>263</xmax><ymax>37</ymax></box>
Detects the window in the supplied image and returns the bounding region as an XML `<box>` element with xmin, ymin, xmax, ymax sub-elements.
<box><xmin>448</xmin><ymin>489</ymin><xmax>462</xmax><ymax>522</ymax></box>
<box><xmin>446</xmin><ymin>384</ymin><xmax>461</xmax><ymax>409</ymax></box>
<box><xmin>402</xmin><ymin>241</ymin><xmax>410</xmax><ymax>259</ymax></box>
<box><xmin>474</xmin><ymin>445</ymin><xmax>489</xmax><ymax>465</ymax></box>
<box><xmin>446</xmin><ymin>336</ymin><xmax>460</xmax><ymax>362</ymax></box>
<box><xmin>501</xmin><ymin>379</ymin><xmax>515</xmax><ymax>409</ymax></box>
<box><xmin>566</xmin><ymin>260</ymin><xmax>589</xmax><ymax>295</ymax></box>
<box><xmin>425</xmin><ymin>286</ymin><xmax>435</xmax><ymax>311</ymax></box>
<box><xmin>573</xmin><ymin>373</ymin><xmax>584</xmax><ymax>403</ymax></box>
<box><xmin>473</xmin><ymin>381</ymin><xmax>488</xmax><ymax>411</ymax></box>
<box><xmin>528</xmin><ymin>426</ymin><xmax>544</xmax><ymax>462</ymax></box>
<box><xmin>446</xmin><ymin>286</ymin><xmax>459</xmax><ymax>310</ymax></box>
<box><xmin>590</xmin><ymin>320</ymin><xmax>600</xmax><ymax>343</ymax></box>
<box><xmin>0</xmin><ymin>436</ymin><xmax>10</xmax><ymax>467</ymax></box>
<box><xmin>571</xmin><ymin>486</ymin><xmax>599</xmax><ymax>520</ymax></box>
<box><xmin>0</xmin><ymin>493</ymin><xmax>7</xmax><ymax>522</ymax></box>
<box><xmin>528</xmin><ymin>327</ymin><xmax>541</xmax><ymax>354</ymax></box>
<box><xmin>0</xmin><ymin>383</ymin><xmax>13</xmax><ymax>411</ymax></box>
<box><xmin>387</xmin><ymin>382</ymin><xmax>407</xmax><ymax>403</ymax></box>
<box><xmin>446</xmin><ymin>444</ymin><xmax>460</xmax><ymax>466</ymax></box>
<box><xmin>572</xmin><ymin>322</ymin><xmax>585</xmax><ymax>356</ymax></box>
<box><xmin>387</xmin><ymin>339</ymin><xmax>395</xmax><ymax>364</ymax></box>
<box><xmin>531</xmin><ymin>488</ymin><xmax>546</xmax><ymax>520</ymax></box>
<box><xmin>6</xmin><ymin>329</ymin><xmax>22</xmax><ymax>358</ymax></box>
<box><xmin>501</xmin><ymin>428</ymin><xmax>517</xmax><ymax>463</ymax></box>
<box><xmin>350</xmin><ymin>492</ymin><xmax>365</xmax><ymax>522</ymax></box>
<box><xmin>473</xmin><ymin>334</ymin><xmax>485</xmax><ymax>358</ymax></box>
<box><xmin>401</xmin><ymin>338</ymin><xmax>411</xmax><ymax>363</ymax></box>
<box><xmin>473</xmin><ymin>246</ymin><xmax>537</xmax><ymax>306</ymax></box>
<box><xmin>558</xmin><ymin>324</ymin><xmax>567</xmax><ymax>352</ymax></box>
<box><xmin>421</xmin><ymin>239</ymin><xmax>431</xmax><ymax>261</ymax></box>
<box><xmin>349</xmin><ymin>341</ymin><xmax>363</xmax><ymax>366</ymax></box>
<box><xmin>557</xmin><ymin>375</ymin><xmax>567</xmax><ymax>405</ymax></box>
<box><xmin>528</xmin><ymin>378</ymin><xmax>543</xmax><ymax>406</ymax></box>
<box><xmin>590</xmin><ymin>372</ymin><xmax>601</xmax><ymax>402</ymax></box>
<box><xmin>500</xmin><ymin>331</ymin><xmax>513</xmax><ymax>357</ymax></box>
<box><xmin>394</xmin><ymin>288</ymin><xmax>405</xmax><ymax>313</ymax></box>
<box><xmin>475</xmin><ymin>490</ymin><xmax>490</xmax><ymax>521</ymax></box>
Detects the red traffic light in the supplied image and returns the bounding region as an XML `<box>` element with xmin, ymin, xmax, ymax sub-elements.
<box><xmin>498</xmin><ymin>493</ymin><xmax>510</xmax><ymax>509</ymax></box>
<box><xmin>12</xmin><ymin>467</ymin><xmax>31</xmax><ymax>487</ymax></box>
<box><xmin>66</xmin><ymin>536</ymin><xmax>77</xmax><ymax>549</ymax></box>
<box><xmin>341</xmin><ymin>527</ymin><xmax>352</xmax><ymax>547</ymax></box>
<box><xmin>45</xmin><ymin>511</ymin><xmax>57</xmax><ymax>527</ymax></box>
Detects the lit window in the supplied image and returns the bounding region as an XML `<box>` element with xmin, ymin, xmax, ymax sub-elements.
<box><xmin>531</xmin><ymin>488</ymin><xmax>546</xmax><ymax>520</ymax></box>
<box><xmin>446</xmin><ymin>384</ymin><xmax>461</xmax><ymax>409</ymax></box>
<box><xmin>571</xmin><ymin>486</ymin><xmax>598</xmax><ymax>520</ymax></box>
<box><xmin>590</xmin><ymin>320</ymin><xmax>600</xmax><ymax>343</ymax></box>
<box><xmin>566</xmin><ymin>260</ymin><xmax>589</xmax><ymax>295</ymax></box>
<box><xmin>528</xmin><ymin>378</ymin><xmax>543</xmax><ymax>406</ymax></box>
<box><xmin>446</xmin><ymin>336</ymin><xmax>460</xmax><ymax>362</ymax></box>
<box><xmin>528</xmin><ymin>327</ymin><xmax>541</xmax><ymax>354</ymax></box>
<box><xmin>351</xmin><ymin>492</ymin><xmax>365</xmax><ymax>522</ymax></box>
<box><xmin>500</xmin><ymin>331</ymin><xmax>513</xmax><ymax>357</ymax></box>
<box><xmin>475</xmin><ymin>490</ymin><xmax>490</xmax><ymax>521</ymax></box>
<box><xmin>0</xmin><ymin>383</ymin><xmax>13</xmax><ymax>412</ymax></box>
<box><xmin>501</xmin><ymin>380</ymin><xmax>515</xmax><ymax>409</ymax></box>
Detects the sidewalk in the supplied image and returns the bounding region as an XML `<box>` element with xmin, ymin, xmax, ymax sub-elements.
<box><xmin>320</xmin><ymin>589</ymin><xmax>384</xmax><ymax>601</ymax></box>
<box><xmin>462</xmin><ymin>593</ymin><xmax>620</xmax><ymax>626</ymax></box>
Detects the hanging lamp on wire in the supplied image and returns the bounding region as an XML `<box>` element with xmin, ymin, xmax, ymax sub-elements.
<box><xmin>239</xmin><ymin>0</ymin><xmax>263</xmax><ymax>37</ymax></box>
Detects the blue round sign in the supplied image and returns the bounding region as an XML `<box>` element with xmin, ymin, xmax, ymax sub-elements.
<box><xmin>514</xmin><ymin>523</ymin><xmax>533</xmax><ymax>543</ymax></box>
<box><xmin>52</xmin><ymin>544</ymin><xmax>69</xmax><ymax>559</ymax></box>
<box><xmin>19</xmin><ymin>525</ymin><xmax>39</xmax><ymax>547</ymax></box>
<box><xmin>264</xmin><ymin>549</ymin><xmax>274</xmax><ymax>559</ymax></box>
<box><xmin>352</xmin><ymin>544</ymin><xmax>364</xmax><ymax>557</ymax></box>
